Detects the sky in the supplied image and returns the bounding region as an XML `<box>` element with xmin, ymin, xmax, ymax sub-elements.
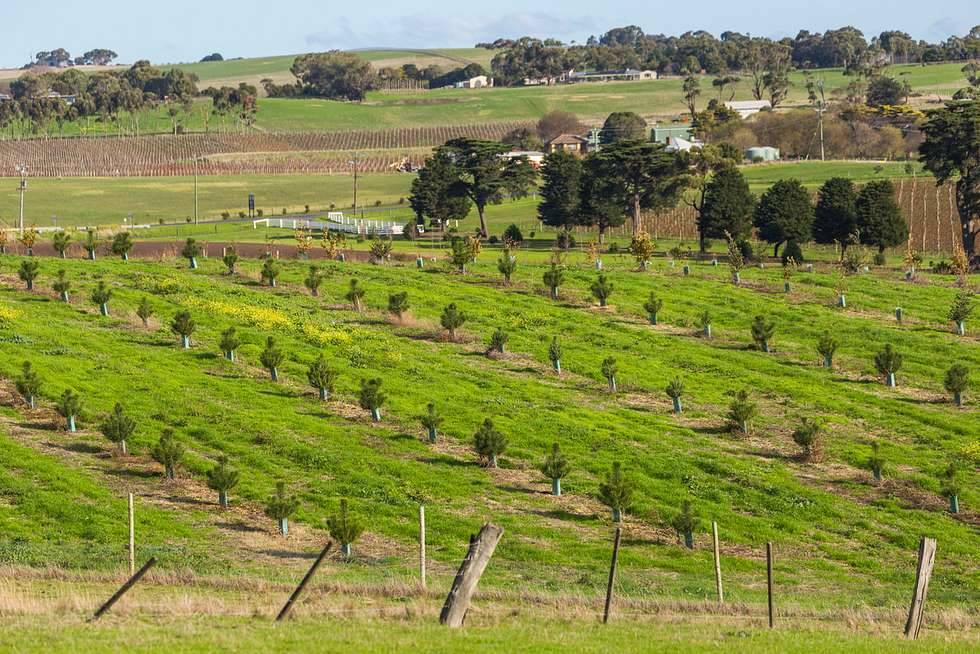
<box><xmin>3</xmin><ymin>1</ymin><xmax>978</xmax><ymax>68</ymax></box>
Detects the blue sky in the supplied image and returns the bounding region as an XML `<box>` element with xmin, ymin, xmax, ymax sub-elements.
<box><xmin>5</xmin><ymin>1</ymin><xmax>977</xmax><ymax>67</ymax></box>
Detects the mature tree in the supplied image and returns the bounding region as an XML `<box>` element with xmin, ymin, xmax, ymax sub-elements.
<box><xmin>291</xmin><ymin>51</ymin><xmax>375</xmax><ymax>101</ymax></box>
<box><xmin>536</xmin><ymin>110</ymin><xmax>586</xmax><ymax>142</ymax></box>
<box><xmin>919</xmin><ymin>101</ymin><xmax>980</xmax><ymax>259</ymax></box>
<box><xmin>588</xmin><ymin>140</ymin><xmax>688</xmax><ymax>235</ymax></box>
<box><xmin>682</xmin><ymin>75</ymin><xmax>701</xmax><ymax>119</ymax></box>
<box><xmin>327</xmin><ymin>499</ymin><xmax>365</xmax><ymax>559</ymax></box>
<box><xmin>813</xmin><ymin>177</ymin><xmax>858</xmax><ymax>252</ymax></box>
<box><xmin>599</xmin><ymin>111</ymin><xmax>647</xmax><ymax>144</ymax></box>
<box><xmin>579</xmin><ymin>155</ymin><xmax>627</xmax><ymax>242</ymax></box>
<box><xmin>409</xmin><ymin>150</ymin><xmax>472</xmax><ymax>230</ymax></box>
<box><xmin>754</xmin><ymin>179</ymin><xmax>814</xmax><ymax>256</ymax></box>
<box><xmin>855</xmin><ymin>180</ymin><xmax>907</xmax><ymax>253</ymax></box>
<box><xmin>699</xmin><ymin>166</ymin><xmax>755</xmax><ymax>250</ymax></box>
<box><xmin>440</xmin><ymin>138</ymin><xmax>536</xmax><ymax>237</ymax></box>
<box><xmin>538</xmin><ymin>150</ymin><xmax>583</xmax><ymax>230</ymax></box>
<box><xmin>866</xmin><ymin>76</ymin><xmax>905</xmax><ymax>107</ymax></box>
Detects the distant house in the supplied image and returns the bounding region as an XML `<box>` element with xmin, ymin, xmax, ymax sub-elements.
<box><xmin>664</xmin><ymin>136</ymin><xmax>702</xmax><ymax>153</ymax></box>
<box><xmin>725</xmin><ymin>100</ymin><xmax>772</xmax><ymax>118</ymax></box>
<box><xmin>0</xmin><ymin>93</ymin><xmax>12</xmax><ymax>102</ymax></box>
<box><xmin>455</xmin><ymin>75</ymin><xmax>493</xmax><ymax>89</ymax></box>
<box><xmin>46</xmin><ymin>91</ymin><xmax>76</xmax><ymax>105</ymax></box>
<box><xmin>502</xmin><ymin>150</ymin><xmax>546</xmax><ymax>168</ymax></box>
<box><xmin>567</xmin><ymin>69</ymin><xmax>658</xmax><ymax>83</ymax></box>
<box><xmin>545</xmin><ymin>134</ymin><xmax>591</xmax><ymax>156</ymax></box>
<box><xmin>746</xmin><ymin>146</ymin><xmax>780</xmax><ymax>161</ymax></box>
<box><xmin>652</xmin><ymin>124</ymin><xmax>693</xmax><ymax>144</ymax></box>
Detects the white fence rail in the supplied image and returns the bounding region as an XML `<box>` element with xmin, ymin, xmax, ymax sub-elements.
<box><xmin>253</xmin><ymin>213</ymin><xmax>404</xmax><ymax>236</ymax></box>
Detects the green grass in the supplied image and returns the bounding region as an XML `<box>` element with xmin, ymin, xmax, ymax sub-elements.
<box><xmin>0</xmin><ymin>249</ymin><xmax>976</xmax><ymax>610</ymax></box>
<box><xmin>0</xmin><ymin>161</ymin><xmax>931</xmax><ymax>230</ymax></box>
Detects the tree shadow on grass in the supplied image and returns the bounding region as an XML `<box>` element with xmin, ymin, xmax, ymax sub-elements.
<box><xmin>257</xmin><ymin>388</ymin><xmax>301</xmax><ymax>400</ymax></box>
<box><xmin>164</xmin><ymin>494</ymin><xmax>214</xmax><ymax>507</ymax></box>
<box><xmin>896</xmin><ymin>396</ymin><xmax>945</xmax><ymax>406</ymax></box>
<box><xmin>497</xmin><ymin>485</ymin><xmax>537</xmax><ymax>496</ymax></box>
<box><xmin>418</xmin><ymin>456</ymin><xmax>474</xmax><ymax>468</ymax></box>
<box><xmin>192</xmin><ymin>352</ymin><xmax>220</xmax><ymax>362</ymax></box>
<box><xmin>104</xmin><ymin>467</ymin><xmax>159</xmax><ymax>480</ymax></box>
<box><xmin>690</xmin><ymin>424</ymin><xmax>728</xmax><ymax>436</ymax></box>
<box><xmin>18</xmin><ymin>420</ymin><xmax>60</xmax><ymax>431</ymax></box>
<box><xmin>529</xmin><ymin>508</ymin><xmax>596</xmax><ymax>523</ymax></box>
<box><xmin>259</xmin><ymin>549</ymin><xmax>318</xmax><ymax>560</ymax></box>
<box><xmin>216</xmin><ymin>520</ymin><xmax>265</xmax><ymax>534</ymax></box>
<box><xmin>59</xmin><ymin>441</ymin><xmax>103</xmax><ymax>455</ymax></box>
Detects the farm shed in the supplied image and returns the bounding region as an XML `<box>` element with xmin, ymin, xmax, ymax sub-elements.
<box><xmin>746</xmin><ymin>146</ymin><xmax>780</xmax><ymax>161</ymax></box>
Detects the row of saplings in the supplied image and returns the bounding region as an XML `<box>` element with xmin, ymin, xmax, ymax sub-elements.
<box><xmin>17</xmin><ymin>258</ymin><xmax>973</xmax><ymax>407</ymax></box>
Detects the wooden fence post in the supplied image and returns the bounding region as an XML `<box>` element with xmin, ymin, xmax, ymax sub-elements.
<box><xmin>439</xmin><ymin>523</ymin><xmax>503</xmax><ymax>628</ymax></box>
<box><xmin>90</xmin><ymin>557</ymin><xmax>156</xmax><ymax>621</ymax></box>
<box><xmin>128</xmin><ymin>493</ymin><xmax>135</xmax><ymax>576</ymax></box>
<box><xmin>766</xmin><ymin>542</ymin><xmax>774</xmax><ymax>629</ymax></box>
<box><xmin>419</xmin><ymin>505</ymin><xmax>427</xmax><ymax>590</ymax></box>
<box><xmin>276</xmin><ymin>542</ymin><xmax>333</xmax><ymax>622</ymax></box>
<box><xmin>904</xmin><ymin>537</ymin><xmax>937</xmax><ymax>639</ymax></box>
<box><xmin>712</xmin><ymin>521</ymin><xmax>723</xmax><ymax>603</ymax></box>
<box><xmin>603</xmin><ymin>527</ymin><xmax>622</xmax><ymax>625</ymax></box>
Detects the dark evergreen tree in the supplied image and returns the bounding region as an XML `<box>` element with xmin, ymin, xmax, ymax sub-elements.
<box><xmin>813</xmin><ymin>177</ymin><xmax>857</xmax><ymax>250</ymax></box>
<box><xmin>538</xmin><ymin>150</ymin><xmax>583</xmax><ymax>230</ymax></box>
<box><xmin>754</xmin><ymin>179</ymin><xmax>814</xmax><ymax>256</ymax></box>
<box><xmin>699</xmin><ymin>166</ymin><xmax>755</xmax><ymax>250</ymax></box>
<box><xmin>855</xmin><ymin>180</ymin><xmax>908</xmax><ymax>253</ymax></box>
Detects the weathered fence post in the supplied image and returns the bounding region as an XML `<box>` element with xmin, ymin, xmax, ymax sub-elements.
<box><xmin>419</xmin><ymin>505</ymin><xmax>427</xmax><ymax>590</ymax></box>
<box><xmin>712</xmin><ymin>521</ymin><xmax>723</xmax><ymax>603</ymax></box>
<box><xmin>766</xmin><ymin>542</ymin><xmax>774</xmax><ymax>629</ymax></box>
<box><xmin>904</xmin><ymin>537</ymin><xmax>937</xmax><ymax>639</ymax></box>
<box><xmin>276</xmin><ymin>542</ymin><xmax>333</xmax><ymax>622</ymax></box>
<box><xmin>439</xmin><ymin>523</ymin><xmax>503</xmax><ymax>628</ymax></box>
<box><xmin>90</xmin><ymin>557</ymin><xmax>157</xmax><ymax>621</ymax></box>
<box><xmin>603</xmin><ymin>527</ymin><xmax>622</xmax><ymax>625</ymax></box>
<box><xmin>128</xmin><ymin>493</ymin><xmax>135</xmax><ymax>576</ymax></box>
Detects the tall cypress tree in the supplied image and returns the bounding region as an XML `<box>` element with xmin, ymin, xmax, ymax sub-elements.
<box><xmin>813</xmin><ymin>177</ymin><xmax>858</xmax><ymax>252</ymax></box>
<box><xmin>856</xmin><ymin>180</ymin><xmax>908</xmax><ymax>253</ymax></box>
<box><xmin>700</xmin><ymin>166</ymin><xmax>756</xmax><ymax>248</ymax></box>
<box><xmin>538</xmin><ymin>150</ymin><xmax>583</xmax><ymax>230</ymax></box>
<box><xmin>754</xmin><ymin>179</ymin><xmax>814</xmax><ymax>257</ymax></box>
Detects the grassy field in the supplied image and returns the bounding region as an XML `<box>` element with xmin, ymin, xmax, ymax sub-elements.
<box><xmin>0</xmin><ymin>161</ymin><xmax>928</xmax><ymax>231</ymax></box>
<box><xmin>0</xmin><ymin>240</ymin><xmax>976</xmax><ymax>648</ymax></box>
<box><xmin>5</xmin><ymin>60</ymin><xmax>966</xmax><ymax>138</ymax></box>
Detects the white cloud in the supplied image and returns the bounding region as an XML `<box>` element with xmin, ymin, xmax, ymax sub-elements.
<box><xmin>306</xmin><ymin>12</ymin><xmax>598</xmax><ymax>50</ymax></box>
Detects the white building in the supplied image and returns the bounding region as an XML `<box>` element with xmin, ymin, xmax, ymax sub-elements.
<box><xmin>455</xmin><ymin>75</ymin><xmax>493</xmax><ymax>89</ymax></box>
<box><xmin>725</xmin><ymin>100</ymin><xmax>772</xmax><ymax>118</ymax></box>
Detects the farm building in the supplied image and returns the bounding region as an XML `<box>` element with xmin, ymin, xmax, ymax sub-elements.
<box><xmin>664</xmin><ymin>136</ymin><xmax>702</xmax><ymax>153</ymax></box>
<box><xmin>725</xmin><ymin>100</ymin><xmax>772</xmax><ymax>118</ymax></box>
<box><xmin>746</xmin><ymin>146</ymin><xmax>780</xmax><ymax>161</ymax></box>
<box><xmin>567</xmin><ymin>69</ymin><xmax>658</xmax><ymax>83</ymax></box>
<box><xmin>454</xmin><ymin>75</ymin><xmax>493</xmax><ymax>89</ymax></box>
<box><xmin>502</xmin><ymin>150</ymin><xmax>545</xmax><ymax>168</ymax></box>
<box><xmin>545</xmin><ymin>134</ymin><xmax>591</xmax><ymax>155</ymax></box>
<box><xmin>652</xmin><ymin>124</ymin><xmax>693</xmax><ymax>144</ymax></box>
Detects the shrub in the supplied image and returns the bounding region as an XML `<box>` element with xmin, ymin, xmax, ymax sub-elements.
<box><xmin>296</xmin><ymin>266</ymin><xmax>321</xmax><ymax>297</ymax></box>
<box><xmin>345</xmin><ymin>279</ymin><xmax>365</xmax><ymax>311</ymax></box>
<box><xmin>816</xmin><ymin>332</ymin><xmax>838</xmax><ymax>368</ymax></box>
<box><xmin>52</xmin><ymin>231</ymin><xmax>71</xmax><ymax>258</ymax></box>
<box><xmin>874</xmin><ymin>344</ymin><xmax>902</xmax><ymax>387</ymax></box>
<box><xmin>307</xmin><ymin>354</ymin><xmax>338</xmax><ymax>401</ymax></box>
<box><xmin>782</xmin><ymin>240</ymin><xmax>804</xmax><ymax>264</ymax></box>
<box><xmin>542</xmin><ymin>264</ymin><xmax>564</xmax><ymax>300</ymax></box>
<box><xmin>671</xmin><ymin>500</ymin><xmax>699</xmax><ymax>549</ymax></box>
<box><xmin>601</xmin><ymin>356</ymin><xmax>618</xmax><ymax>392</ymax></box>
<box><xmin>791</xmin><ymin>416</ymin><xmax>823</xmax><ymax>460</ymax></box>
<box><xmin>83</xmin><ymin>230</ymin><xmax>100</xmax><ymax>259</ymax></box>
<box><xmin>420</xmin><ymin>403</ymin><xmax>443</xmax><ymax>442</ymax></box>
<box><xmin>666</xmin><ymin>377</ymin><xmax>684</xmax><ymax>413</ymax></box>
<box><xmin>55</xmin><ymin>389</ymin><xmax>82</xmax><ymax>432</ymax></box>
<box><xmin>359</xmin><ymin>378</ymin><xmax>385</xmax><ymax>421</ymax></box>
<box><xmin>598</xmin><ymin>462</ymin><xmax>633</xmax><ymax>522</ymax></box>
<box><xmin>944</xmin><ymin>363</ymin><xmax>970</xmax><ymax>406</ymax></box>
<box><xmin>447</xmin><ymin>235</ymin><xmax>481</xmax><ymax>272</ymax></box>
<box><xmin>726</xmin><ymin>389</ymin><xmax>757</xmax><ymax>435</ymax></box>
<box><xmin>261</xmin><ymin>258</ymin><xmax>281</xmax><ymax>287</ymax></box>
<box><xmin>369</xmin><ymin>238</ymin><xmax>393</xmax><ymax>264</ymax></box>
<box><xmin>170</xmin><ymin>310</ymin><xmax>196</xmax><ymax>348</ymax></box>
<box><xmin>15</xmin><ymin>362</ymin><xmax>41</xmax><ymax>410</ymax></box>
<box><xmin>488</xmin><ymin>328</ymin><xmax>508</xmax><ymax>354</ymax></box>
<box><xmin>873</xmin><ymin>252</ymin><xmax>886</xmax><ymax>266</ymax></box>
<box><xmin>630</xmin><ymin>231</ymin><xmax>655</xmax><ymax>270</ymax></box>
<box><xmin>643</xmin><ymin>293</ymin><xmax>663</xmax><ymax>325</ymax></box>
<box><xmin>590</xmin><ymin>273</ymin><xmax>614</xmax><ymax>307</ymax></box>
<box><xmin>473</xmin><ymin>418</ymin><xmax>507</xmax><ymax>468</ymax></box>
<box><xmin>18</xmin><ymin>260</ymin><xmax>40</xmax><ymax>291</ymax></box>
<box><xmin>387</xmin><ymin>291</ymin><xmax>409</xmax><ymax>322</ymax></box>
<box><xmin>326</xmin><ymin>499</ymin><xmax>365</xmax><ymax>559</ymax></box>
<box><xmin>151</xmin><ymin>429</ymin><xmax>183</xmax><ymax>480</ymax></box>
<box><xmin>220</xmin><ymin>326</ymin><xmax>240</xmax><ymax>361</ymax></box>
<box><xmin>868</xmin><ymin>442</ymin><xmax>885</xmax><ymax>481</ymax></box>
<box><xmin>52</xmin><ymin>270</ymin><xmax>71</xmax><ymax>302</ymax></box>
<box><xmin>696</xmin><ymin>310</ymin><xmax>712</xmax><ymax>338</ymax></box>
<box><xmin>548</xmin><ymin>336</ymin><xmax>563</xmax><ymax>373</ymax></box>
<box><xmin>497</xmin><ymin>249</ymin><xmax>517</xmax><ymax>284</ymax></box>
<box><xmin>260</xmin><ymin>337</ymin><xmax>285</xmax><ymax>381</ymax></box>
<box><xmin>540</xmin><ymin>443</ymin><xmax>571</xmax><ymax>496</ymax></box>
<box><xmin>440</xmin><ymin>303</ymin><xmax>466</xmax><ymax>341</ymax></box>
<box><xmin>265</xmin><ymin>481</ymin><xmax>299</xmax><ymax>536</ymax></box>
<box><xmin>207</xmin><ymin>456</ymin><xmax>239</xmax><ymax>507</ymax></box>
<box><xmin>100</xmin><ymin>403</ymin><xmax>136</xmax><ymax>456</ymax></box>
<box><xmin>940</xmin><ymin>463</ymin><xmax>961</xmax><ymax>504</ymax></box>
<box><xmin>503</xmin><ymin>224</ymin><xmax>524</xmax><ymax>245</ymax></box>
<box><xmin>554</xmin><ymin>229</ymin><xmax>576</xmax><ymax>251</ymax></box>
<box><xmin>222</xmin><ymin>247</ymin><xmax>239</xmax><ymax>274</ymax></box>
<box><xmin>750</xmin><ymin>315</ymin><xmax>776</xmax><ymax>352</ymax></box>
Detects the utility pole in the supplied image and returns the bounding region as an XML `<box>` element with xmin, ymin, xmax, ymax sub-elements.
<box><xmin>194</xmin><ymin>157</ymin><xmax>199</xmax><ymax>225</ymax></box>
<box><xmin>815</xmin><ymin>79</ymin><xmax>826</xmax><ymax>162</ymax></box>
<box><xmin>16</xmin><ymin>164</ymin><xmax>28</xmax><ymax>235</ymax></box>
<box><xmin>349</xmin><ymin>152</ymin><xmax>360</xmax><ymax>215</ymax></box>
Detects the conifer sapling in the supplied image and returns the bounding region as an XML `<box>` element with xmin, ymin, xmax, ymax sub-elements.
<box><xmin>15</xmin><ymin>361</ymin><xmax>41</xmax><ymax>410</ymax></box>
<box><xmin>473</xmin><ymin>418</ymin><xmax>507</xmax><ymax>468</ymax></box>
<box><xmin>260</xmin><ymin>336</ymin><xmax>285</xmax><ymax>381</ymax></box>
<box><xmin>100</xmin><ymin>403</ymin><xmax>136</xmax><ymax>455</ymax></box>
<box><xmin>207</xmin><ymin>456</ymin><xmax>240</xmax><ymax>508</ymax></box>
<box><xmin>56</xmin><ymin>389</ymin><xmax>82</xmax><ymax>432</ymax></box>
<box><xmin>151</xmin><ymin>428</ymin><xmax>183</xmax><ymax>480</ymax></box>
<box><xmin>265</xmin><ymin>481</ymin><xmax>299</xmax><ymax>536</ymax></box>
<box><xmin>420</xmin><ymin>403</ymin><xmax>443</xmax><ymax>442</ymax></box>
<box><xmin>540</xmin><ymin>442</ymin><xmax>571</xmax><ymax>496</ymax></box>
<box><xmin>326</xmin><ymin>499</ymin><xmax>364</xmax><ymax>559</ymax></box>
<box><xmin>598</xmin><ymin>462</ymin><xmax>633</xmax><ymax>523</ymax></box>
<box><xmin>307</xmin><ymin>354</ymin><xmax>337</xmax><ymax>401</ymax></box>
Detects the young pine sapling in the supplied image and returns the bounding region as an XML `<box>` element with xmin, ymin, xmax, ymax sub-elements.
<box><xmin>598</xmin><ymin>462</ymin><xmax>633</xmax><ymax>523</ymax></box>
<box><xmin>473</xmin><ymin>418</ymin><xmax>507</xmax><ymax>468</ymax></box>
<box><xmin>222</xmin><ymin>247</ymin><xmax>239</xmax><ymax>274</ymax></box>
<box><xmin>136</xmin><ymin>296</ymin><xmax>153</xmax><ymax>327</ymax></box>
<box><xmin>52</xmin><ymin>269</ymin><xmax>71</xmax><ymax>302</ymax></box>
<box><xmin>56</xmin><ymin>389</ymin><xmax>82</xmax><ymax>433</ymax></box>
<box><xmin>304</xmin><ymin>265</ymin><xmax>324</xmax><ymax>297</ymax></box>
<box><xmin>260</xmin><ymin>336</ymin><xmax>285</xmax><ymax>382</ymax></box>
<box><xmin>170</xmin><ymin>310</ymin><xmax>195</xmax><ymax>349</ymax></box>
<box><xmin>868</xmin><ymin>441</ymin><xmax>885</xmax><ymax>482</ymax></box>
<box><xmin>644</xmin><ymin>293</ymin><xmax>663</xmax><ymax>325</ymax></box>
<box><xmin>100</xmin><ymin>403</ymin><xmax>136</xmax><ymax>456</ymax></box>
<box><xmin>548</xmin><ymin>336</ymin><xmax>563</xmax><ymax>374</ymax></box>
<box><xmin>671</xmin><ymin>500</ymin><xmax>699</xmax><ymax>549</ymax></box>
<box><xmin>265</xmin><ymin>481</ymin><xmax>299</xmax><ymax>536</ymax></box>
<box><xmin>540</xmin><ymin>442</ymin><xmax>571</xmax><ymax>496</ymax></box>
<box><xmin>151</xmin><ymin>429</ymin><xmax>184</xmax><ymax>480</ymax></box>
<box><xmin>487</xmin><ymin>328</ymin><xmax>508</xmax><ymax>355</ymax></box>
<box><xmin>750</xmin><ymin>315</ymin><xmax>776</xmax><ymax>353</ymax></box>
<box><xmin>666</xmin><ymin>377</ymin><xmax>685</xmax><ymax>413</ymax></box>
<box><xmin>387</xmin><ymin>291</ymin><xmax>409</xmax><ymax>323</ymax></box>
<box><xmin>420</xmin><ymin>403</ymin><xmax>443</xmax><ymax>443</ymax></box>
<box><xmin>791</xmin><ymin>416</ymin><xmax>823</xmax><ymax>461</ymax></box>
<box><xmin>220</xmin><ymin>326</ymin><xmax>240</xmax><ymax>362</ymax></box>
<box><xmin>345</xmin><ymin>278</ymin><xmax>365</xmax><ymax>312</ymax></box>
<box><xmin>542</xmin><ymin>264</ymin><xmax>564</xmax><ymax>300</ymax></box>
<box><xmin>326</xmin><ymin>499</ymin><xmax>364</xmax><ymax>559</ymax></box>
<box><xmin>307</xmin><ymin>354</ymin><xmax>337</xmax><ymax>401</ymax></box>
<box><xmin>261</xmin><ymin>258</ymin><xmax>280</xmax><ymax>287</ymax></box>
<box><xmin>440</xmin><ymin>303</ymin><xmax>466</xmax><ymax>342</ymax></box>
<box><xmin>947</xmin><ymin>291</ymin><xmax>973</xmax><ymax>336</ymax></box>
<box><xmin>726</xmin><ymin>389</ymin><xmax>757</xmax><ymax>436</ymax></box>
<box><xmin>874</xmin><ymin>344</ymin><xmax>903</xmax><ymax>388</ymax></box>
<box><xmin>944</xmin><ymin>363</ymin><xmax>970</xmax><ymax>407</ymax></box>
<box><xmin>601</xmin><ymin>356</ymin><xmax>618</xmax><ymax>392</ymax></box>
<box><xmin>207</xmin><ymin>456</ymin><xmax>240</xmax><ymax>508</ymax></box>
<box><xmin>359</xmin><ymin>378</ymin><xmax>385</xmax><ymax>421</ymax></box>
<box><xmin>18</xmin><ymin>260</ymin><xmax>39</xmax><ymax>291</ymax></box>
<box><xmin>91</xmin><ymin>281</ymin><xmax>112</xmax><ymax>316</ymax></box>
<box><xmin>817</xmin><ymin>332</ymin><xmax>838</xmax><ymax>368</ymax></box>
<box><xmin>591</xmin><ymin>273</ymin><xmax>614</xmax><ymax>307</ymax></box>
<box><xmin>181</xmin><ymin>238</ymin><xmax>201</xmax><ymax>269</ymax></box>
<box><xmin>15</xmin><ymin>361</ymin><xmax>41</xmax><ymax>410</ymax></box>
